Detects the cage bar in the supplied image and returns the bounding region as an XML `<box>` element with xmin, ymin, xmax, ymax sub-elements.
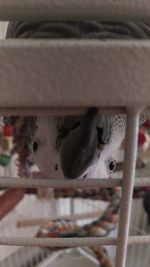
<box><xmin>0</xmin><ymin>107</ymin><xmax>125</xmax><ymax>116</ymax></box>
<box><xmin>0</xmin><ymin>40</ymin><xmax>150</xmax><ymax>108</ymax></box>
<box><xmin>0</xmin><ymin>177</ymin><xmax>121</xmax><ymax>188</ymax></box>
<box><xmin>0</xmin><ymin>2</ymin><xmax>150</xmax><ymax>266</ymax></box>
<box><xmin>0</xmin><ymin>235</ymin><xmax>149</xmax><ymax>248</ymax></box>
<box><xmin>0</xmin><ymin>177</ymin><xmax>149</xmax><ymax>189</ymax></box>
<box><xmin>115</xmin><ymin>110</ymin><xmax>140</xmax><ymax>267</ymax></box>
<box><xmin>0</xmin><ymin>1</ymin><xmax>149</xmax><ymax>21</ymax></box>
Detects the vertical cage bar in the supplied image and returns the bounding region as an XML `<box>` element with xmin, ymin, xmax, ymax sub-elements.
<box><xmin>115</xmin><ymin>108</ymin><xmax>140</xmax><ymax>267</ymax></box>
<box><xmin>70</xmin><ymin>198</ymin><xmax>75</xmax><ymax>217</ymax></box>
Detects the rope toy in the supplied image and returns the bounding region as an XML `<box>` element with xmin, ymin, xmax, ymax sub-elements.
<box><xmin>59</xmin><ymin>190</ymin><xmax>121</xmax><ymax>237</ymax></box>
<box><xmin>36</xmin><ymin>219</ymin><xmax>114</xmax><ymax>267</ymax></box>
<box><xmin>3</xmin><ymin>116</ymin><xmax>36</xmax><ymax>176</ymax></box>
<box><xmin>54</xmin><ymin>188</ymin><xmax>120</xmax><ymax>202</ymax></box>
<box><xmin>0</xmin><ymin>122</ymin><xmax>14</xmax><ymax>167</ymax></box>
<box><xmin>53</xmin><ymin>187</ymin><xmax>147</xmax><ymax>200</ymax></box>
<box><xmin>35</xmin><ymin>187</ymin><xmax>120</xmax><ymax>267</ymax></box>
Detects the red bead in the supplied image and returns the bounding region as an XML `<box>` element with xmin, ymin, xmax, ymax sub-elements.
<box><xmin>3</xmin><ymin>125</ymin><xmax>13</xmax><ymax>136</ymax></box>
<box><xmin>138</xmin><ymin>129</ymin><xmax>146</xmax><ymax>146</ymax></box>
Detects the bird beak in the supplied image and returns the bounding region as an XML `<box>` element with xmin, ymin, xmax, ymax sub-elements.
<box><xmin>60</xmin><ymin>108</ymin><xmax>99</xmax><ymax>179</ymax></box>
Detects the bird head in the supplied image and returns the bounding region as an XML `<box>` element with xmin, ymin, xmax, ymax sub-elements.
<box><xmin>32</xmin><ymin>109</ymin><xmax>117</xmax><ymax>179</ymax></box>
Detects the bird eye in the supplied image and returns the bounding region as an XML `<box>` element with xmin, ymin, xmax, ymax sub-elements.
<box><xmin>33</xmin><ymin>140</ymin><xmax>39</xmax><ymax>152</ymax></box>
<box><xmin>108</xmin><ymin>160</ymin><xmax>116</xmax><ymax>173</ymax></box>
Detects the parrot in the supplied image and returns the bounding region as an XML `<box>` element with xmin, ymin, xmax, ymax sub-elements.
<box><xmin>6</xmin><ymin>21</ymin><xmax>148</xmax><ymax>179</ymax></box>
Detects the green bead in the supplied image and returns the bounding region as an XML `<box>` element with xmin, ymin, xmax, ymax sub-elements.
<box><xmin>0</xmin><ymin>154</ymin><xmax>11</xmax><ymax>166</ymax></box>
<box><xmin>28</xmin><ymin>142</ymin><xmax>32</xmax><ymax>150</ymax></box>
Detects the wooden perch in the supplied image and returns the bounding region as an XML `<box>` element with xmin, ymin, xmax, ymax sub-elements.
<box><xmin>17</xmin><ymin>210</ymin><xmax>103</xmax><ymax>228</ymax></box>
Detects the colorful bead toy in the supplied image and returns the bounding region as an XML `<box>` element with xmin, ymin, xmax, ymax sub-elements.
<box><xmin>0</xmin><ymin>123</ymin><xmax>14</xmax><ymax>167</ymax></box>
<box><xmin>37</xmin><ymin>219</ymin><xmax>114</xmax><ymax>267</ymax></box>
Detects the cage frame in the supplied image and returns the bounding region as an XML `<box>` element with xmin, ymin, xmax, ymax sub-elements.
<box><xmin>0</xmin><ymin>2</ymin><xmax>150</xmax><ymax>267</ymax></box>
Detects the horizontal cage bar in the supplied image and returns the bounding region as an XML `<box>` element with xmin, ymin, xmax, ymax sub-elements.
<box><xmin>0</xmin><ymin>1</ymin><xmax>149</xmax><ymax>21</ymax></box>
<box><xmin>0</xmin><ymin>235</ymin><xmax>149</xmax><ymax>247</ymax></box>
<box><xmin>0</xmin><ymin>107</ymin><xmax>126</xmax><ymax>116</ymax></box>
<box><xmin>0</xmin><ymin>177</ymin><xmax>149</xmax><ymax>188</ymax></box>
<box><xmin>0</xmin><ymin>40</ymin><xmax>150</xmax><ymax>108</ymax></box>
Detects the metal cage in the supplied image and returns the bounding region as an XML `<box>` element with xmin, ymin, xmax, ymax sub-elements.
<box><xmin>0</xmin><ymin>1</ymin><xmax>149</xmax><ymax>267</ymax></box>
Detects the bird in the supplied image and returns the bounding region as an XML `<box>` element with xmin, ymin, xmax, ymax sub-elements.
<box><xmin>6</xmin><ymin>21</ymin><xmax>148</xmax><ymax>179</ymax></box>
<box><xmin>32</xmin><ymin>111</ymin><xmax>145</xmax><ymax>179</ymax></box>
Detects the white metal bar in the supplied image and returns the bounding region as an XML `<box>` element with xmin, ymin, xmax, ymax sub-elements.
<box><xmin>0</xmin><ymin>235</ymin><xmax>149</xmax><ymax>248</ymax></box>
<box><xmin>0</xmin><ymin>40</ymin><xmax>150</xmax><ymax>108</ymax></box>
<box><xmin>70</xmin><ymin>198</ymin><xmax>74</xmax><ymax>217</ymax></box>
<box><xmin>0</xmin><ymin>177</ymin><xmax>121</xmax><ymax>188</ymax></box>
<box><xmin>0</xmin><ymin>1</ymin><xmax>149</xmax><ymax>21</ymax></box>
<box><xmin>0</xmin><ymin>236</ymin><xmax>116</xmax><ymax>247</ymax></box>
<box><xmin>115</xmin><ymin>109</ymin><xmax>140</xmax><ymax>267</ymax></box>
<box><xmin>0</xmin><ymin>177</ymin><xmax>149</xmax><ymax>189</ymax></box>
<box><xmin>0</xmin><ymin>107</ymin><xmax>125</xmax><ymax>116</ymax></box>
